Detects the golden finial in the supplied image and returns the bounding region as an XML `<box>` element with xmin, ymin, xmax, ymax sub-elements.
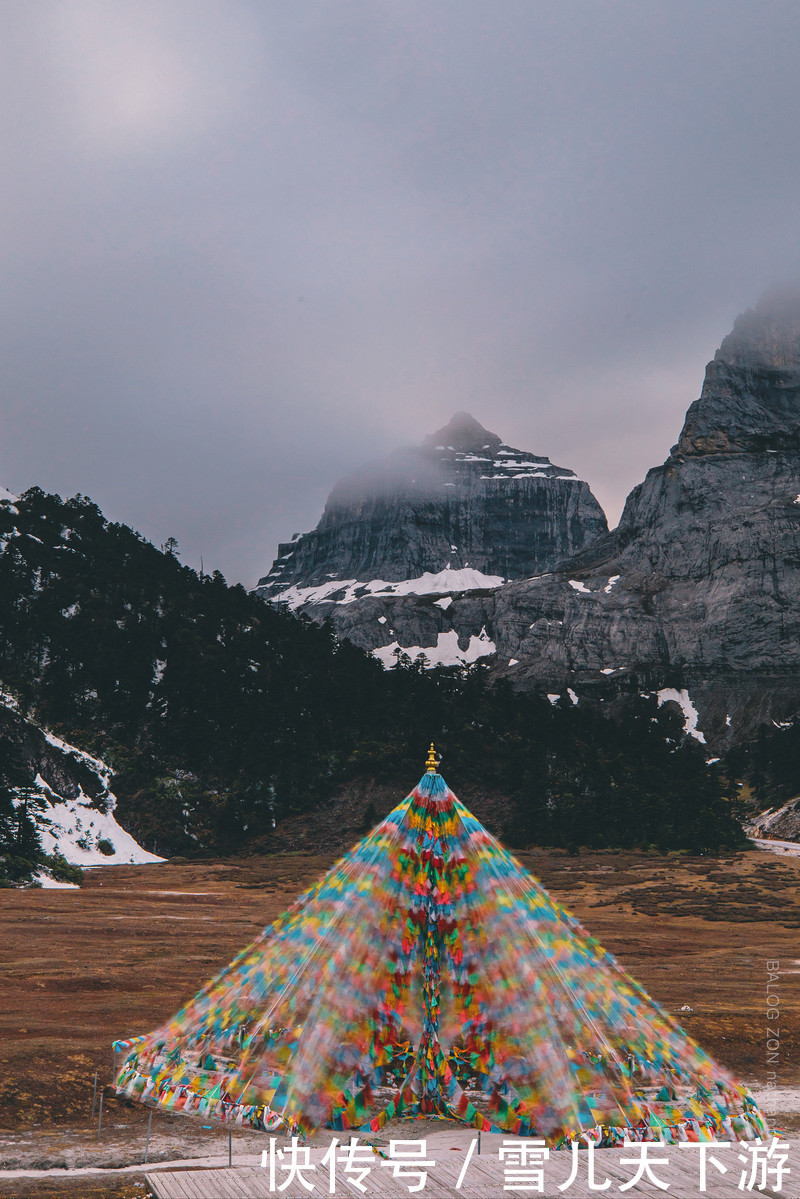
<box><xmin>426</xmin><ymin>742</ymin><xmax>439</xmax><ymax>773</ymax></box>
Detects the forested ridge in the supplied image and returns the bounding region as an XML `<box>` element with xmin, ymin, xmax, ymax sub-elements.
<box><xmin>0</xmin><ymin>487</ymin><xmax>748</xmax><ymax>866</ymax></box>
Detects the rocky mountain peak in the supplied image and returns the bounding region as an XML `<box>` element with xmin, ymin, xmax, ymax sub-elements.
<box><xmin>421</xmin><ymin>412</ymin><xmax>502</xmax><ymax>455</ymax></box>
<box><xmin>256</xmin><ymin>418</ymin><xmax>607</xmax><ymax>601</ymax></box>
<box><xmin>677</xmin><ymin>286</ymin><xmax>800</xmax><ymax>457</ymax></box>
<box><xmin>476</xmin><ymin>291</ymin><xmax>800</xmax><ymax>746</ymax></box>
<box><xmin>716</xmin><ymin>286</ymin><xmax>800</xmax><ymax>370</ymax></box>
<box><xmin>255</xmin><ymin>291</ymin><xmax>800</xmax><ymax>748</ymax></box>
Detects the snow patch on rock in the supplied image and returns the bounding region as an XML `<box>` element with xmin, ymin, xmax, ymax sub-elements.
<box><xmin>373</xmin><ymin>627</ymin><xmax>496</xmax><ymax>670</ymax></box>
<box><xmin>33</xmin><ymin>870</ymin><xmax>80</xmax><ymax>889</ymax></box>
<box><xmin>274</xmin><ymin>568</ymin><xmax>505</xmax><ymax>611</ymax></box>
<box><xmin>41</xmin><ymin>730</ymin><xmax>112</xmax><ymax>787</ymax></box>
<box><xmin>656</xmin><ymin>687</ymin><xmax>707</xmax><ymax>744</ymax></box>
<box><xmin>3</xmin><ymin>710</ymin><xmax>165</xmax><ymax>868</ymax></box>
<box><xmin>34</xmin><ymin>774</ymin><xmax>163</xmax><ymax>865</ymax></box>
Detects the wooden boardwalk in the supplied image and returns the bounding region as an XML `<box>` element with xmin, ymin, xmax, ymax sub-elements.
<box><xmin>146</xmin><ymin>1139</ymin><xmax>799</xmax><ymax>1199</ymax></box>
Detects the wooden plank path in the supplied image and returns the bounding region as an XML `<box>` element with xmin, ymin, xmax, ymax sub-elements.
<box><xmin>146</xmin><ymin>1140</ymin><xmax>799</xmax><ymax>1199</ymax></box>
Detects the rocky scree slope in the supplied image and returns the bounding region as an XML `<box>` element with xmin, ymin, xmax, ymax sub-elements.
<box><xmin>255</xmin><ymin>412</ymin><xmax>607</xmax><ymax>666</ymax></box>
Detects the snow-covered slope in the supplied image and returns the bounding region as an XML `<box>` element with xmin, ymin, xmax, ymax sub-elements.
<box><xmin>273</xmin><ymin>568</ymin><xmax>505</xmax><ymax>612</ymax></box>
<box><xmin>1</xmin><ymin>693</ymin><xmax>163</xmax><ymax>874</ymax></box>
<box><xmin>372</xmin><ymin>626</ymin><xmax>496</xmax><ymax>669</ymax></box>
<box><xmin>34</xmin><ymin>771</ymin><xmax>163</xmax><ymax>866</ymax></box>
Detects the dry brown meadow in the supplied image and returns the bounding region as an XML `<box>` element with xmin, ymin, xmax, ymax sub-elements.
<box><xmin>1</xmin><ymin>846</ymin><xmax>798</xmax><ymax>1195</ymax></box>
<box><xmin>2</xmin><ymin>846</ymin><xmax>798</xmax><ymax>1135</ymax></box>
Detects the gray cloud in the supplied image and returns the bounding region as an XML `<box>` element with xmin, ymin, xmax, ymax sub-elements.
<box><xmin>1</xmin><ymin>0</ymin><xmax>799</xmax><ymax>583</ymax></box>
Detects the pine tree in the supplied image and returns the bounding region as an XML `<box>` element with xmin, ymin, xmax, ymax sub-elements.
<box><xmin>0</xmin><ymin>735</ymin><xmax>44</xmax><ymax>882</ymax></box>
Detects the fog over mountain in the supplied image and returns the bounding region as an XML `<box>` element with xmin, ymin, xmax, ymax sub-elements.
<box><xmin>1</xmin><ymin>2</ymin><xmax>799</xmax><ymax>583</ymax></box>
<box><xmin>256</xmin><ymin>411</ymin><xmax>607</xmax><ymax>598</ymax></box>
<box><xmin>264</xmin><ymin>290</ymin><xmax>800</xmax><ymax>749</ymax></box>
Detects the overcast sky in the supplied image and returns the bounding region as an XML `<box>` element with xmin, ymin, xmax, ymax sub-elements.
<box><xmin>2</xmin><ymin>1</ymin><xmax>799</xmax><ymax>585</ymax></box>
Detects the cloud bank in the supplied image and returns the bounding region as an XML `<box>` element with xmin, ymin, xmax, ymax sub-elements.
<box><xmin>1</xmin><ymin>1</ymin><xmax>799</xmax><ymax>582</ymax></box>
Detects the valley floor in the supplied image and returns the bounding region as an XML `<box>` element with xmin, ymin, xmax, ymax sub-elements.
<box><xmin>0</xmin><ymin>847</ymin><xmax>798</xmax><ymax>1192</ymax></box>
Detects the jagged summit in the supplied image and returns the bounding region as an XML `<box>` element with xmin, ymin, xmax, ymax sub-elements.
<box><xmin>256</xmin><ymin>417</ymin><xmax>607</xmax><ymax>604</ymax></box>
<box><xmin>716</xmin><ymin>285</ymin><xmax>800</xmax><ymax>368</ymax></box>
<box><xmin>421</xmin><ymin>412</ymin><xmax>502</xmax><ymax>455</ymax></box>
<box><xmin>252</xmin><ymin>292</ymin><xmax>800</xmax><ymax>741</ymax></box>
<box><xmin>477</xmin><ymin>290</ymin><xmax>800</xmax><ymax>744</ymax></box>
<box><xmin>677</xmin><ymin>286</ymin><xmax>800</xmax><ymax>457</ymax></box>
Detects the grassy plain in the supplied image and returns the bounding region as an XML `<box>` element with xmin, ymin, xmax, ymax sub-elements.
<box><xmin>0</xmin><ymin>844</ymin><xmax>798</xmax><ymax>1199</ymax></box>
<box><xmin>2</xmin><ymin>846</ymin><xmax>798</xmax><ymax>1133</ymax></box>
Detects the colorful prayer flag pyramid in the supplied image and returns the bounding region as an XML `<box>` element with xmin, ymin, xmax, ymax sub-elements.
<box><xmin>113</xmin><ymin>752</ymin><xmax>768</xmax><ymax>1145</ymax></box>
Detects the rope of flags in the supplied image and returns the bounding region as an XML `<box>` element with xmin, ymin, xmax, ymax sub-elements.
<box><xmin>113</xmin><ymin>763</ymin><xmax>768</xmax><ymax>1146</ymax></box>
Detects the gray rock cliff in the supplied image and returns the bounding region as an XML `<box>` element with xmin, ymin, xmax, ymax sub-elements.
<box><xmin>482</xmin><ymin>287</ymin><xmax>800</xmax><ymax>743</ymax></box>
<box><xmin>255</xmin><ymin>412</ymin><xmax>608</xmax><ymax>601</ymax></box>
<box><xmin>257</xmin><ymin>290</ymin><xmax>800</xmax><ymax>744</ymax></box>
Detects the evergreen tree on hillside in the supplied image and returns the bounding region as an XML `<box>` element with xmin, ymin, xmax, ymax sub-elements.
<box><xmin>0</xmin><ymin>734</ymin><xmax>44</xmax><ymax>882</ymax></box>
<box><xmin>0</xmin><ymin>740</ymin><xmax>18</xmax><ymax>850</ymax></box>
<box><xmin>726</xmin><ymin>719</ymin><xmax>800</xmax><ymax>808</ymax></box>
<box><xmin>0</xmin><ymin>488</ymin><xmax>747</xmax><ymax>857</ymax></box>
